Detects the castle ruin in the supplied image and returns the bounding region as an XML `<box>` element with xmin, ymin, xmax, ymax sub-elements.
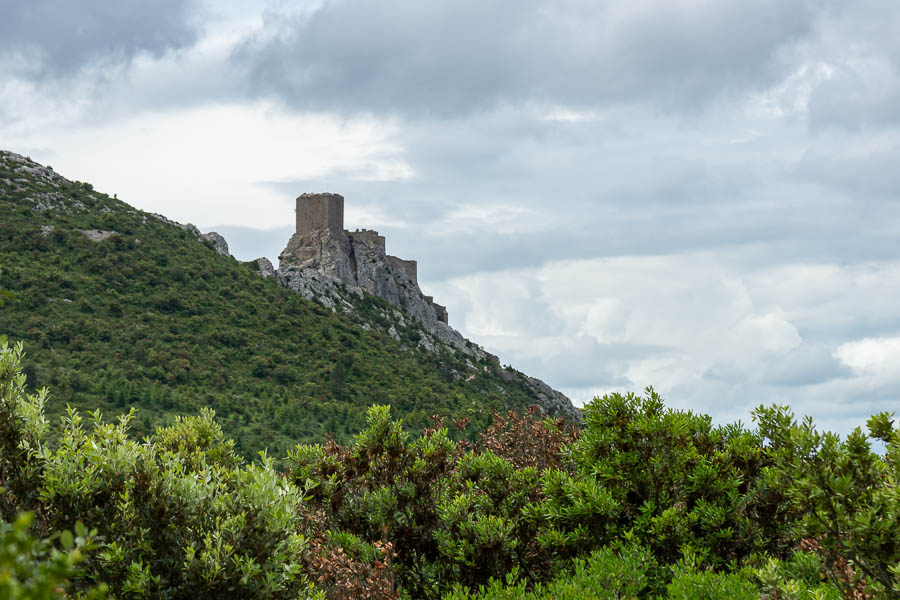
<box><xmin>274</xmin><ymin>192</ymin><xmax>578</xmax><ymax>421</ymax></box>
<box><xmin>295</xmin><ymin>192</ymin><xmax>344</xmax><ymax>234</ymax></box>
<box><xmin>283</xmin><ymin>193</ymin><xmax>448</xmax><ymax>325</ymax></box>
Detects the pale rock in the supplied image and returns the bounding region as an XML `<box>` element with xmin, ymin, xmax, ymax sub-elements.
<box><xmin>278</xmin><ymin>224</ymin><xmax>482</xmax><ymax>358</ymax></box>
<box><xmin>519</xmin><ymin>375</ymin><xmax>583</xmax><ymax>424</ymax></box>
<box><xmin>202</xmin><ymin>231</ymin><xmax>230</xmax><ymax>256</ymax></box>
<box><xmin>277</xmin><ymin>265</ymin><xmax>353</xmax><ymax>312</ymax></box>
<box><xmin>254</xmin><ymin>257</ymin><xmax>276</xmax><ymax>279</ymax></box>
<box><xmin>80</xmin><ymin>229</ymin><xmax>118</xmax><ymax>242</ymax></box>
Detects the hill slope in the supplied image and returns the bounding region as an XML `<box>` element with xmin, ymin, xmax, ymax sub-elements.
<box><xmin>0</xmin><ymin>150</ymin><xmax>574</xmax><ymax>457</ymax></box>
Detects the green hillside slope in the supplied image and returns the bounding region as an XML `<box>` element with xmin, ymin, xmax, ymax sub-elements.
<box><xmin>0</xmin><ymin>150</ymin><xmax>550</xmax><ymax>457</ymax></box>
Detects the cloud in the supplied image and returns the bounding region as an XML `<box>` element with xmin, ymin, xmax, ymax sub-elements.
<box><xmin>429</xmin><ymin>253</ymin><xmax>900</xmax><ymax>434</ymax></box>
<box><xmin>3</xmin><ymin>102</ymin><xmax>409</xmax><ymax>230</ymax></box>
<box><xmin>234</xmin><ymin>0</ymin><xmax>816</xmax><ymax>117</ymax></box>
<box><xmin>796</xmin><ymin>133</ymin><xmax>900</xmax><ymax>199</ymax></box>
<box><xmin>0</xmin><ymin>0</ymin><xmax>202</xmax><ymax>79</ymax></box>
<box><xmin>803</xmin><ymin>0</ymin><xmax>900</xmax><ymax>130</ymax></box>
<box><xmin>706</xmin><ymin>342</ymin><xmax>851</xmax><ymax>386</ymax></box>
<box><xmin>836</xmin><ymin>336</ymin><xmax>900</xmax><ymax>381</ymax></box>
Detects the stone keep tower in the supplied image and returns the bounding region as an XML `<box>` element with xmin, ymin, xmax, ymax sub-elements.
<box><xmin>296</xmin><ymin>192</ymin><xmax>344</xmax><ymax>234</ymax></box>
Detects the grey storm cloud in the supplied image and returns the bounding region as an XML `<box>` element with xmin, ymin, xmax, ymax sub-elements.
<box><xmin>796</xmin><ymin>140</ymin><xmax>900</xmax><ymax>199</ymax></box>
<box><xmin>234</xmin><ymin>0</ymin><xmax>817</xmax><ymax>117</ymax></box>
<box><xmin>704</xmin><ymin>343</ymin><xmax>853</xmax><ymax>387</ymax></box>
<box><xmin>522</xmin><ymin>338</ymin><xmax>664</xmax><ymax>389</ymax></box>
<box><xmin>804</xmin><ymin>0</ymin><xmax>900</xmax><ymax>131</ymax></box>
<box><xmin>239</xmin><ymin>94</ymin><xmax>900</xmax><ymax>284</ymax></box>
<box><xmin>5</xmin><ymin>0</ymin><xmax>900</xmax><ymax>435</ymax></box>
<box><xmin>0</xmin><ymin>0</ymin><xmax>201</xmax><ymax>78</ymax></box>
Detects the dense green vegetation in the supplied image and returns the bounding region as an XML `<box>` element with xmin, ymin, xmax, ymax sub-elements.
<box><xmin>0</xmin><ymin>151</ymin><xmax>550</xmax><ymax>458</ymax></box>
<box><xmin>0</xmin><ymin>512</ymin><xmax>107</xmax><ymax>600</ymax></box>
<box><xmin>2</xmin><ymin>340</ymin><xmax>899</xmax><ymax>598</ymax></box>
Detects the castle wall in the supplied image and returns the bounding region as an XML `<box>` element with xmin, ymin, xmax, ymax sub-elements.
<box><xmin>296</xmin><ymin>193</ymin><xmax>344</xmax><ymax>234</ymax></box>
<box><xmin>433</xmin><ymin>303</ymin><xmax>449</xmax><ymax>324</ymax></box>
<box><xmin>422</xmin><ymin>295</ymin><xmax>448</xmax><ymax>324</ymax></box>
<box><xmin>387</xmin><ymin>256</ymin><xmax>417</xmax><ymax>285</ymax></box>
<box><xmin>349</xmin><ymin>229</ymin><xmax>385</xmax><ymax>253</ymax></box>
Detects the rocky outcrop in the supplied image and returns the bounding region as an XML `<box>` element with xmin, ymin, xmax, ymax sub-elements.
<box><xmin>279</xmin><ymin>224</ymin><xmax>481</xmax><ymax>358</ymax></box>
<box><xmin>521</xmin><ymin>375</ymin><xmax>583</xmax><ymax>424</ymax></box>
<box><xmin>152</xmin><ymin>213</ymin><xmax>202</xmax><ymax>237</ymax></box>
<box><xmin>275</xmin><ymin>192</ymin><xmax>580</xmax><ymax>421</ymax></box>
<box><xmin>80</xmin><ymin>229</ymin><xmax>118</xmax><ymax>242</ymax></box>
<box><xmin>280</xmin><ymin>228</ymin><xmax>356</xmax><ymax>284</ymax></box>
<box><xmin>254</xmin><ymin>257</ymin><xmax>276</xmax><ymax>279</ymax></box>
<box><xmin>276</xmin><ymin>265</ymin><xmax>355</xmax><ymax>312</ymax></box>
<box><xmin>202</xmin><ymin>232</ymin><xmax>230</xmax><ymax>256</ymax></box>
<box><xmin>149</xmin><ymin>213</ymin><xmax>232</xmax><ymax>258</ymax></box>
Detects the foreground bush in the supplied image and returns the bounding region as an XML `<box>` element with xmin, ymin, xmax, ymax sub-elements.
<box><xmin>3</xmin><ymin>337</ymin><xmax>899</xmax><ymax>598</ymax></box>
<box><xmin>528</xmin><ymin>388</ymin><xmax>795</xmax><ymax>569</ymax></box>
<box><xmin>1</xmin><ymin>340</ymin><xmax>321</xmax><ymax>599</ymax></box>
<box><xmin>0</xmin><ymin>511</ymin><xmax>107</xmax><ymax>600</ymax></box>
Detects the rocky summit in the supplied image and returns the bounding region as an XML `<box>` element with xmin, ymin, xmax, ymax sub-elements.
<box><xmin>271</xmin><ymin>192</ymin><xmax>580</xmax><ymax>421</ymax></box>
<box><xmin>0</xmin><ymin>149</ymin><xmax>579</xmax><ymax>427</ymax></box>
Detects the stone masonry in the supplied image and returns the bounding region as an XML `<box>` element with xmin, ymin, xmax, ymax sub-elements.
<box><xmin>295</xmin><ymin>192</ymin><xmax>344</xmax><ymax>234</ymax></box>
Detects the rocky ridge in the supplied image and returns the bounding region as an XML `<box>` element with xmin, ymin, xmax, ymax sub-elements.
<box><xmin>271</xmin><ymin>193</ymin><xmax>581</xmax><ymax>421</ymax></box>
<box><xmin>277</xmin><ymin>225</ymin><xmax>477</xmax><ymax>359</ymax></box>
<box><xmin>1</xmin><ymin>150</ymin><xmax>579</xmax><ymax>421</ymax></box>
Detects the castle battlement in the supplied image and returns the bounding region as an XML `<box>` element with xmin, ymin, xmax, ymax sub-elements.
<box><xmin>348</xmin><ymin>229</ymin><xmax>386</xmax><ymax>253</ymax></box>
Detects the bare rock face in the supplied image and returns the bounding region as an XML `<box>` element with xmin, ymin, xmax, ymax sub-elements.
<box><xmin>275</xmin><ymin>192</ymin><xmax>580</xmax><ymax>420</ymax></box>
<box><xmin>80</xmin><ymin>229</ymin><xmax>118</xmax><ymax>242</ymax></box>
<box><xmin>276</xmin><ymin>265</ymin><xmax>356</xmax><ymax>312</ymax></box>
<box><xmin>280</xmin><ymin>228</ymin><xmax>355</xmax><ymax>284</ymax></box>
<box><xmin>520</xmin><ymin>375</ymin><xmax>583</xmax><ymax>424</ymax></box>
<box><xmin>202</xmin><ymin>232</ymin><xmax>230</xmax><ymax>256</ymax></box>
<box><xmin>278</xmin><ymin>224</ymin><xmax>480</xmax><ymax>358</ymax></box>
<box><xmin>254</xmin><ymin>257</ymin><xmax>276</xmax><ymax>279</ymax></box>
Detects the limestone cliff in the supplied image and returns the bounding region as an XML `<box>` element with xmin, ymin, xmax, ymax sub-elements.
<box><xmin>275</xmin><ymin>192</ymin><xmax>581</xmax><ymax>422</ymax></box>
<box><xmin>278</xmin><ymin>225</ymin><xmax>479</xmax><ymax>358</ymax></box>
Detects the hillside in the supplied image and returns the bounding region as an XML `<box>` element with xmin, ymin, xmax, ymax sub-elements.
<box><xmin>0</xmin><ymin>149</ymin><xmax>574</xmax><ymax>457</ymax></box>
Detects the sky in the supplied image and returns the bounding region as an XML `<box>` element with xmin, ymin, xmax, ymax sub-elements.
<box><xmin>3</xmin><ymin>0</ymin><xmax>900</xmax><ymax>434</ymax></box>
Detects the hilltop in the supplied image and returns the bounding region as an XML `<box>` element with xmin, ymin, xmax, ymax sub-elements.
<box><xmin>0</xmin><ymin>150</ymin><xmax>576</xmax><ymax>457</ymax></box>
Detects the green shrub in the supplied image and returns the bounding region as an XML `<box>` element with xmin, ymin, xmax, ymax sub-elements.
<box><xmin>750</xmin><ymin>550</ymin><xmax>842</xmax><ymax>600</ymax></box>
<box><xmin>0</xmin><ymin>341</ymin><xmax>48</xmax><ymax>521</ymax></box>
<box><xmin>534</xmin><ymin>388</ymin><xmax>792</xmax><ymax>568</ymax></box>
<box><xmin>755</xmin><ymin>404</ymin><xmax>900</xmax><ymax>596</ymax></box>
<box><xmin>5</xmin><ymin>331</ymin><xmax>900</xmax><ymax>599</ymax></box>
<box><xmin>0</xmin><ymin>511</ymin><xmax>107</xmax><ymax>600</ymax></box>
<box><xmin>443</xmin><ymin>541</ymin><xmax>658</xmax><ymax>599</ymax></box>
<box><xmin>0</xmin><ymin>339</ymin><xmax>322</xmax><ymax>599</ymax></box>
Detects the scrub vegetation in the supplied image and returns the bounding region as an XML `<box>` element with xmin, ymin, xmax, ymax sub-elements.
<box><xmin>2</xmin><ymin>343</ymin><xmax>899</xmax><ymax>598</ymax></box>
<box><xmin>0</xmin><ymin>153</ymin><xmax>548</xmax><ymax>459</ymax></box>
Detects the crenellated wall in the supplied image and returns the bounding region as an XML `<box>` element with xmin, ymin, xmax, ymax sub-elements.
<box><xmin>349</xmin><ymin>229</ymin><xmax>386</xmax><ymax>253</ymax></box>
